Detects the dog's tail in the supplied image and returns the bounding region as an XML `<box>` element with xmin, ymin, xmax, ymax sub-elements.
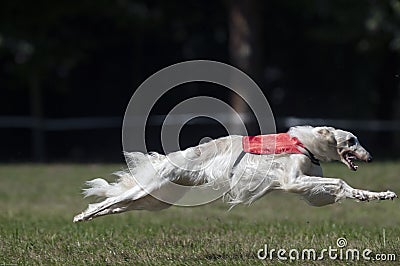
<box><xmin>82</xmin><ymin>152</ymin><xmax>163</xmax><ymax>198</ymax></box>
<box><xmin>73</xmin><ymin>152</ymin><xmax>184</xmax><ymax>222</ymax></box>
<box><xmin>82</xmin><ymin>172</ymin><xmax>135</xmax><ymax>198</ymax></box>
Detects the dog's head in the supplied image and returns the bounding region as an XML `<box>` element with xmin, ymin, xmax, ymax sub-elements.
<box><xmin>313</xmin><ymin>127</ymin><xmax>372</xmax><ymax>171</ymax></box>
<box><xmin>333</xmin><ymin>129</ymin><xmax>372</xmax><ymax>170</ymax></box>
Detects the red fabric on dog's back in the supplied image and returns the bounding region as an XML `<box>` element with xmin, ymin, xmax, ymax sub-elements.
<box><xmin>242</xmin><ymin>133</ymin><xmax>305</xmax><ymax>154</ymax></box>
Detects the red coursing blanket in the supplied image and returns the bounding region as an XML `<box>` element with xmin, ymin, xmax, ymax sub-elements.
<box><xmin>242</xmin><ymin>133</ymin><xmax>305</xmax><ymax>155</ymax></box>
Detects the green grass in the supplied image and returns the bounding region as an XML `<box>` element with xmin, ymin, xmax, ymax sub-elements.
<box><xmin>0</xmin><ymin>162</ymin><xmax>399</xmax><ymax>265</ymax></box>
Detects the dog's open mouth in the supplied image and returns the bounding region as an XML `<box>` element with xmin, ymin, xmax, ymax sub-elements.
<box><xmin>343</xmin><ymin>151</ymin><xmax>359</xmax><ymax>171</ymax></box>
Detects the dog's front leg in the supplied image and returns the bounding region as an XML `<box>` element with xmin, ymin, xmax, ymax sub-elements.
<box><xmin>284</xmin><ymin>176</ymin><xmax>397</xmax><ymax>207</ymax></box>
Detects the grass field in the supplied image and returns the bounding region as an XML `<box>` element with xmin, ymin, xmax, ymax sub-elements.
<box><xmin>0</xmin><ymin>162</ymin><xmax>399</xmax><ymax>265</ymax></box>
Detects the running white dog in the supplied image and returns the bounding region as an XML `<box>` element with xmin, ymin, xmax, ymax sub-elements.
<box><xmin>73</xmin><ymin>126</ymin><xmax>397</xmax><ymax>222</ymax></box>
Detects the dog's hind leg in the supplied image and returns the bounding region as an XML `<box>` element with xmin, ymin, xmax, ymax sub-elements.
<box><xmin>74</xmin><ymin>194</ymin><xmax>173</xmax><ymax>222</ymax></box>
<box><xmin>73</xmin><ymin>185</ymin><xmax>149</xmax><ymax>222</ymax></box>
<box><xmin>284</xmin><ymin>176</ymin><xmax>397</xmax><ymax>207</ymax></box>
<box><xmin>73</xmin><ymin>178</ymin><xmax>188</xmax><ymax>222</ymax></box>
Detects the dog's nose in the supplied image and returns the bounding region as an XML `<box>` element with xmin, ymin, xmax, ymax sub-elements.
<box><xmin>367</xmin><ymin>155</ymin><xmax>373</xmax><ymax>163</ymax></box>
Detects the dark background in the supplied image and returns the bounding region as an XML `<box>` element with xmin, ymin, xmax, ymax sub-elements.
<box><xmin>0</xmin><ymin>0</ymin><xmax>399</xmax><ymax>162</ymax></box>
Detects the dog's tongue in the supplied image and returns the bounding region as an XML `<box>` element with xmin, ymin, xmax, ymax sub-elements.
<box><xmin>345</xmin><ymin>154</ymin><xmax>358</xmax><ymax>171</ymax></box>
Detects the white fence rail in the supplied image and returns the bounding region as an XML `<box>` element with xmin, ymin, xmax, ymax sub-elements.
<box><xmin>2</xmin><ymin>115</ymin><xmax>399</xmax><ymax>161</ymax></box>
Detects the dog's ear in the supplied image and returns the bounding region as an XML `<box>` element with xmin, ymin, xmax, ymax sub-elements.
<box><xmin>314</xmin><ymin>127</ymin><xmax>337</xmax><ymax>145</ymax></box>
<box><xmin>317</xmin><ymin>127</ymin><xmax>331</xmax><ymax>136</ymax></box>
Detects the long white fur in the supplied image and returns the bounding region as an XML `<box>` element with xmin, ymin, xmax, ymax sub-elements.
<box><xmin>73</xmin><ymin>126</ymin><xmax>397</xmax><ymax>222</ymax></box>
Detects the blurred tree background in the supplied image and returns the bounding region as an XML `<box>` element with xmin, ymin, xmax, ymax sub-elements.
<box><xmin>0</xmin><ymin>0</ymin><xmax>399</xmax><ymax>162</ymax></box>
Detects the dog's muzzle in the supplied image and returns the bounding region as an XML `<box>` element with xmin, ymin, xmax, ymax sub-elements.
<box><xmin>341</xmin><ymin>148</ymin><xmax>372</xmax><ymax>171</ymax></box>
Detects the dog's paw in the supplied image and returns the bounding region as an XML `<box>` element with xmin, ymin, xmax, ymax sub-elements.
<box><xmin>73</xmin><ymin>212</ymin><xmax>92</xmax><ymax>223</ymax></box>
<box><xmin>353</xmin><ymin>190</ymin><xmax>397</xmax><ymax>202</ymax></box>
<box><xmin>73</xmin><ymin>213</ymin><xmax>84</xmax><ymax>223</ymax></box>
<box><xmin>378</xmin><ymin>190</ymin><xmax>397</xmax><ymax>200</ymax></box>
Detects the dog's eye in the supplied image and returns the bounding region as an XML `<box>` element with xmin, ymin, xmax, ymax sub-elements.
<box><xmin>347</xmin><ymin>137</ymin><xmax>356</xmax><ymax>146</ymax></box>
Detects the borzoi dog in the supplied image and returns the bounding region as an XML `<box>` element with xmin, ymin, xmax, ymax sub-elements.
<box><xmin>73</xmin><ymin>126</ymin><xmax>397</xmax><ymax>222</ymax></box>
